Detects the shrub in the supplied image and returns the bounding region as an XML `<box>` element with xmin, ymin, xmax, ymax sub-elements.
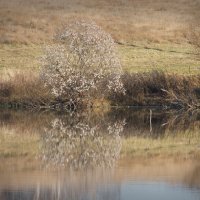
<box><xmin>0</xmin><ymin>71</ymin><xmax>52</xmax><ymax>106</ymax></box>
<box><xmin>108</xmin><ymin>71</ymin><xmax>200</xmax><ymax>108</ymax></box>
<box><xmin>40</xmin><ymin>20</ymin><xmax>125</xmax><ymax>105</ymax></box>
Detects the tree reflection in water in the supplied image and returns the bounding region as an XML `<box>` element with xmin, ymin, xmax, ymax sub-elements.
<box><xmin>40</xmin><ymin>114</ymin><xmax>125</xmax><ymax>169</ymax></box>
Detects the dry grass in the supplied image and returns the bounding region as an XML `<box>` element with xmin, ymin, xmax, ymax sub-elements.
<box><xmin>0</xmin><ymin>44</ymin><xmax>42</xmax><ymax>71</ymax></box>
<box><xmin>0</xmin><ymin>0</ymin><xmax>199</xmax><ymax>44</ymax></box>
<box><xmin>0</xmin><ymin>70</ymin><xmax>200</xmax><ymax>108</ymax></box>
<box><xmin>0</xmin><ymin>70</ymin><xmax>53</xmax><ymax>106</ymax></box>
<box><xmin>119</xmin><ymin>43</ymin><xmax>200</xmax><ymax>74</ymax></box>
<box><xmin>1</xmin><ymin>43</ymin><xmax>199</xmax><ymax>75</ymax></box>
<box><xmin>109</xmin><ymin>71</ymin><xmax>200</xmax><ymax>107</ymax></box>
<box><xmin>188</xmin><ymin>26</ymin><xmax>200</xmax><ymax>59</ymax></box>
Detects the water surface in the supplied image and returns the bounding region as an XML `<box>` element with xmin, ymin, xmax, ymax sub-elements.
<box><xmin>0</xmin><ymin>109</ymin><xmax>200</xmax><ymax>200</ymax></box>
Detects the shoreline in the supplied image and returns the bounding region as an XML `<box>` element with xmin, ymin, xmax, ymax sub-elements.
<box><xmin>0</xmin><ymin>70</ymin><xmax>200</xmax><ymax>110</ymax></box>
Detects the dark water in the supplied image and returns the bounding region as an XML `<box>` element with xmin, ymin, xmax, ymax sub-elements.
<box><xmin>0</xmin><ymin>109</ymin><xmax>200</xmax><ymax>200</ymax></box>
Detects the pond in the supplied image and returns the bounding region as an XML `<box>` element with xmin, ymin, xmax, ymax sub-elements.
<box><xmin>0</xmin><ymin>108</ymin><xmax>200</xmax><ymax>200</ymax></box>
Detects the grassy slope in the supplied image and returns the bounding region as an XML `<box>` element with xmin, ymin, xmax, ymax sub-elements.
<box><xmin>0</xmin><ymin>0</ymin><xmax>198</xmax><ymax>44</ymax></box>
<box><xmin>0</xmin><ymin>44</ymin><xmax>41</xmax><ymax>72</ymax></box>
<box><xmin>0</xmin><ymin>43</ymin><xmax>199</xmax><ymax>75</ymax></box>
<box><xmin>119</xmin><ymin>43</ymin><xmax>200</xmax><ymax>74</ymax></box>
<box><xmin>0</xmin><ymin>0</ymin><xmax>199</xmax><ymax>74</ymax></box>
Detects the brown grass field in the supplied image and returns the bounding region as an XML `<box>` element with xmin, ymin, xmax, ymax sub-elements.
<box><xmin>0</xmin><ymin>0</ymin><xmax>199</xmax><ymax>44</ymax></box>
<box><xmin>0</xmin><ymin>0</ymin><xmax>200</xmax><ymax>74</ymax></box>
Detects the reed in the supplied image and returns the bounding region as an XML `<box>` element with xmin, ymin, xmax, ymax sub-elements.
<box><xmin>0</xmin><ymin>70</ymin><xmax>200</xmax><ymax>109</ymax></box>
<box><xmin>108</xmin><ymin>71</ymin><xmax>200</xmax><ymax>109</ymax></box>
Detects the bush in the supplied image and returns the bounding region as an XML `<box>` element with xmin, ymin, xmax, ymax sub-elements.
<box><xmin>40</xmin><ymin>20</ymin><xmax>125</xmax><ymax>105</ymax></box>
<box><xmin>108</xmin><ymin>71</ymin><xmax>200</xmax><ymax>108</ymax></box>
<box><xmin>0</xmin><ymin>71</ymin><xmax>52</xmax><ymax>106</ymax></box>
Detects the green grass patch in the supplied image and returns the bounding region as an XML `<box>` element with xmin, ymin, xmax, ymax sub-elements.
<box><xmin>0</xmin><ymin>42</ymin><xmax>199</xmax><ymax>74</ymax></box>
<box><xmin>119</xmin><ymin>42</ymin><xmax>200</xmax><ymax>74</ymax></box>
<box><xmin>0</xmin><ymin>44</ymin><xmax>42</xmax><ymax>72</ymax></box>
